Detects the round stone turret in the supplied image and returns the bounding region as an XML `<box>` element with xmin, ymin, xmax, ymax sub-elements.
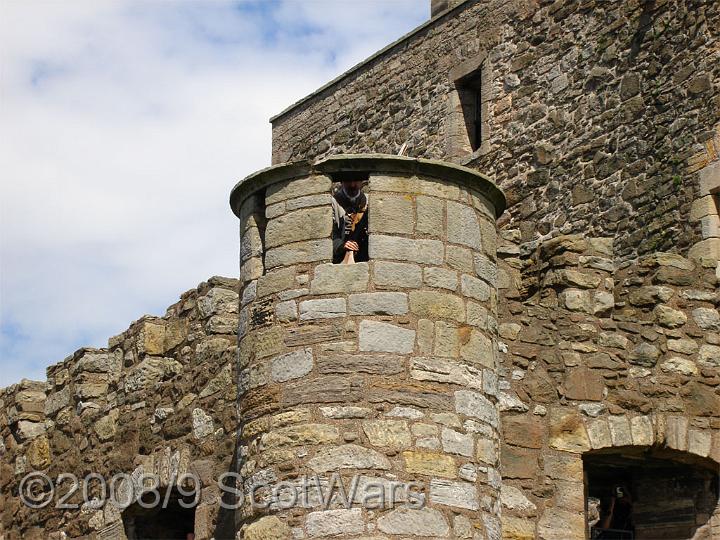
<box><xmin>230</xmin><ymin>154</ymin><xmax>505</xmax><ymax>538</ymax></box>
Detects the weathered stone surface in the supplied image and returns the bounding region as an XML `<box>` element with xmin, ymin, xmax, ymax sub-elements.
<box><xmin>430</xmin><ymin>478</ymin><xmax>478</xmax><ymax>510</ymax></box>
<box><xmin>454</xmin><ymin>390</ymin><xmax>497</xmax><ymax>428</ymax></box>
<box><xmin>265</xmin><ymin>207</ymin><xmax>332</xmax><ymax>248</ymax></box>
<box><xmin>310</xmin><ymin>262</ymin><xmax>369</xmax><ymax>294</ymax></box>
<box><xmin>660</xmin><ymin>357</ymin><xmax>698</xmax><ymax>376</ymax></box>
<box><xmin>692</xmin><ymin>307</ymin><xmax>720</xmax><ymax>330</ymax></box>
<box><xmin>299</xmin><ymin>298</ymin><xmax>346</xmax><ymax>320</ymax></box>
<box><xmin>628</xmin><ymin>286</ymin><xmax>674</xmax><ymax>306</ymax></box>
<box><xmin>441</xmin><ymin>427</ymin><xmax>474</xmax><ymax>456</ymax></box>
<box><xmin>308</xmin><ymin>444</ymin><xmax>391</xmax><ymax>472</ymax></box>
<box><xmin>563</xmin><ymin>367</ymin><xmax>604</xmax><ymax>401</ymax></box>
<box><xmin>370</xmin><ymin>193</ymin><xmax>415</xmax><ymax>234</ymax></box>
<box><xmin>537</xmin><ymin>508</ymin><xmax>584</xmax><ymax>540</ymax></box>
<box><xmin>192</xmin><ymin>408</ymin><xmax>214</xmax><ymax>439</ymax></box>
<box><xmin>257</xmin><ymin>267</ymin><xmax>296</xmax><ymax>298</ymax></box>
<box><xmin>373</xmin><ymin>261</ymin><xmax>422</xmax><ymax>288</ymax></box>
<box><xmin>501</xmin><ymin>485</ymin><xmax>537</xmax><ymax>516</ymax></box>
<box><xmin>654</xmin><ymin>305</ymin><xmax>687</xmax><ymax>328</ymax></box>
<box><xmin>402</xmin><ymin>450</ymin><xmax>456</xmax><ymax>478</ymax></box>
<box><xmin>416</xmin><ymin>195</ymin><xmax>445</xmax><ymax>237</ymax></box>
<box><xmin>244</xmin><ymin>516</ymin><xmax>291</xmax><ymax>540</ymax></box>
<box><xmin>270</xmin><ymin>348</ymin><xmax>314</xmax><ymax>382</ymax></box>
<box><xmin>306</xmin><ymin>508</ymin><xmax>364</xmax><ymax>537</ymax></box>
<box><xmin>460</xmin><ymin>274</ymin><xmax>491</xmax><ymax>301</ymax></box>
<box><xmin>318</xmin><ymin>354</ymin><xmax>403</xmax><ymax>375</ymax></box>
<box><xmin>409</xmin><ymin>290</ymin><xmax>465</xmax><ymax>322</ymax></box>
<box><xmin>348</xmin><ymin>292</ymin><xmax>408</xmax><ymax>315</ymax></box>
<box><xmin>410</xmin><ymin>357</ymin><xmax>483</xmax><ymax>390</ymax></box>
<box><xmin>265</xmin><ymin>238</ymin><xmax>333</xmax><ymax>269</ymax></box>
<box><xmin>698</xmin><ymin>344</ymin><xmax>720</xmax><ymax>367</ymax></box>
<box><xmin>377</xmin><ymin>507</ymin><xmax>449</xmax><ymax>536</ymax></box>
<box><xmin>548</xmin><ymin>409</ymin><xmax>590</xmax><ymax>453</ymax></box>
<box><xmin>265</xmin><ymin>175</ymin><xmax>330</xmax><ymax>205</ymax></box>
<box><xmin>503</xmin><ymin>415</ymin><xmax>545</xmax><ymax>449</ymax></box>
<box><xmin>447</xmin><ymin>201</ymin><xmax>482</xmax><ymax>249</ymax></box>
<box><xmin>359</xmin><ymin>320</ymin><xmax>415</xmax><ymax>353</ymax></box>
<box><xmin>283</xmin><ymin>376</ymin><xmax>363</xmax><ymax>406</ymax></box>
<box><xmin>370</xmin><ymin>235</ymin><xmax>444</xmax><ymax>265</ymax></box>
<box><xmin>362</xmin><ymin>420</ymin><xmax>412</xmax><ymax>449</ymax></box>
<box><xmin>319</xmin><ymin>406</ymin><xmax>373</xmax><ymax>419</ymax></box>
<box><xmin>423</xmin><ymin>267</ymin><xmax>458</xmax><ymax>290</ymax></box>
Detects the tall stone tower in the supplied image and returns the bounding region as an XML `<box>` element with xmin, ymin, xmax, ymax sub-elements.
<box><xmin>230</xmin><ymin>154</ymin><xmax>506</xmax><ymax>538</ymax></box>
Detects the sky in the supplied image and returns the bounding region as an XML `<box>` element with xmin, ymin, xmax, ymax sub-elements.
<box><xmin>0</xmin><ymin>0</ymin><xmax>428</xmax><ymax>387</ymax></box>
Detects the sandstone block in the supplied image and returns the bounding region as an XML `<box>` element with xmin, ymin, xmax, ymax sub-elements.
<box><xmin>373</xmin><ymin>260</ymin><xmax>422</xmax><ymax>288</ymax></box>
<box><xmin>261</xmin><ymin>423</ymin><xmax>339</xmax><ymax>449</ymax></box>
<box><xmin>402</xmin><ymin>450</ymin><xmax>456</xmax><ymax>478</ymax></box>
<box><xmin>265</xmin><ymin>175</ymin><xmax>330</xmax><ymax>205</ymax></box>
<box><xmin>585</xmin><ymin>418</ymin><xmax>612</xmax><ymax>449</ymax></box>
<box><xmin>270</xmin><ymin>348</ymin><xmax>314</xmax><ymax>382</ymax></box>
<box><xmin>192</xmin><ymin>408</ymin><xmax>214</xmax><ymax>439</ymax></box>
<box><xmin>410</xmin><ymin>290</ymin><xmax>465</xmax><ymax>322</ymax></box>
<box><xmin>244</xmin><ymin>516</ymin><xmax>291</xmax><ymax>540</ymax></box>
<box><xmin>548</xmin><ymin>409</ymin><xmax>590</xmax><ymax>453</ymax></box>
<box><xmin>692</xmin><ymin>307</ymin><xmax>720</xmax><ymax>330</ymax></box>
<box><xmin>310</xmin><ymin>262</ymin><xmax>369</xmax><ymax>294</ymax></box>
<box><xmin>447</xmin><ymin>201</ymin><xmax>482</xmax><ymax>249</ymax></box>
<box><xmin>628</xmin><ymin>286</ymin><xmax>674</xmax><ymax>306</ymax></box>
<box><xmin>318</xmin><ymin>354</ymin><xmax>404</xmax><ymax>375</ymax></box>
<box><xmin>377</xmin><ymin>507</ymin><xmax>449</xmax><ymax>536</ymax></box>
<box><xmin>454</xmin><ymin>390</ymin><xmax>497</xmax><ymax>428</ymax></box>
<box><xmin>460</xmin><ymin>274</ymin><xmax>491</xmax><ymax>301</ymax></box>
<box><xmin>698</xmin><ymin>344</ymin><xmax>720</xmax><ymax>367</ymax></box>
<box><xmin>359</xmin><ymin>320</ymin><xmax>415</xmax><ymax>353</ymax></box>
<box><xmin>446</xmin><ymin>245</ymin><xmax>474</xmax><ymax>272</ymax></box>
<box><xmin>441</xmin><ymin>427</ymin><xmax>474</xmax><ymax>456</ymax></box>
<box><xmin>299</xmin><ymin>298</ymin><xmax>346</xmax><ymax>320</ymax></box>
<box><xmin>410</xmin><ymin>357</ymin><xmax>483</xmax><ymax>390</ymax></box>
<box><xmin>370</xmin><ymin>193</ymin><xmax>414</xmax><ymax>234</ymax></box>
<box><xmin>306</xmin><ymin>508</ymin><xmax>364</xmax><ymax>537</ymax></box>
<box><xmin>275</xmin><ymin>300</ymin><xmax>297</xmax><ymax>322</ymax></box>
<box><xmin>308</xmin><ymin>444</ymin><xmax>391</xmax><ymax>472</ymax></box>
<box><xmin>430</xmin><ymin>479</ymin><xmax>478</xmax><ymax>510</ymax></box>
<box><xmin>423</xmin><ymin>267</ymin><xmax>458</xmax><ymax>290</ymax></box>
<box><xmin>362</xmin><ymin>420</ymin><xmax>412</xmax><ymax>449</ymax></box>
<box><xmin>608</xmin><ymin>415</ymin><xmax>632</xmax><ymax>446</ymax></box>
<box><xmin>630</xmin><ymin>416</ymin><xmax>654</xmax><ymax>446</ymax></box>
<box><xmin>370</xmin><ymin>235</ymin><xmax>443</xmax><ymax>265</ymax></box>
<box><xmin>416</xmin><ymin>195</ymin><xmax>444</xmax><ymax>237</ymax></box>
<box><xmin>660</xmin><ymin>357</ymin><xmax>698</xmax><ymax>376</ymax></box>
<box><xmin>349</xmin><ymin>292</ymin><xmax>408</xmax><ymax>315</ymax></box>
<box><xmin>265</xmin><ymin>238</ymin><xmax>333</xmax><ymax>269</ymax></box>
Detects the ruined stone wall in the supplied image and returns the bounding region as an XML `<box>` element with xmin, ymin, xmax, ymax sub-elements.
<box><xmin>494</xmin><ymin>231</ymin><xmax>720</xmax><ymax>538</ymax></box>
<box><xmin>271</xmin><ymin>0</ymin><xmax>720</xmax><ymax>262</ymax></box>
<box><xmin>0</xmin><ymin>277</ymin><xmax>240</xmax><ymax>539</ymax></box>
<box><xmin>232</xmin><ymin>156</ymin><xmax>505</xmax><ymax>538</ymax></box>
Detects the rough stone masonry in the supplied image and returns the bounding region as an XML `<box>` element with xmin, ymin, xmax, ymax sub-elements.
<box><xmin>1</xmin><ymin>0</ymin><xmax>719</xmax><ymax>539</ymax></box>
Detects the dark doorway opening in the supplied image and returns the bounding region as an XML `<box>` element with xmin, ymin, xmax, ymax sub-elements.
<box><xmin>122</xmin><ymin>488</ymin><xmax>196</xmax><ymax>540</ymax></box>
<box><xmin>584</xmin><ymin>447</ymin><xmax>719</xmax><ymax>540</ymax></box>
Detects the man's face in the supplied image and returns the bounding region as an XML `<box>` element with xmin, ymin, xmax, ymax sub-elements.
<box><xmin>342</xmin><ymin>179</ymin><xmax>364</xmax><ymax>199</ymax></box>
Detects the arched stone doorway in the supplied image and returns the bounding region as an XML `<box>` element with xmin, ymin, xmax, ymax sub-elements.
<box><xmin>121</xmin><ymin>487</ymin><xmax>197</xmax><ymax>540</ymax></box>
<box><xmin>584</xmin><ymin>446</ymin><xmax>720</xmax><ymax>539</ymax></box>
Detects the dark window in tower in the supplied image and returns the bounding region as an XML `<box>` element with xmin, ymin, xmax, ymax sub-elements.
<box><xmin>455</xmin><ymin>69</ymin><xmax>484</xmax><ymax>152</ymax></box>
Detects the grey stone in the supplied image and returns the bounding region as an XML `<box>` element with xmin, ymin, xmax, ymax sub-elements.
<box><xmin>373</xmin><ymin>261</ymin><xmax>422</xmax><ymax>288</ymax></box>
<box><xmin>416</xmin><ymin>195</ymin><xmax>444</xmax><ymax>237</ymax></box>
<box><xmin>454</xmin><ymin>390</ymin><xmax>497</xmax><ymax>427</ymax></box>
<box><xmin>257</xmin><ymin>267</ymin><xmax>296</xmax><ymax>298</ymax></box>
<box><xmin>423</xmin><ymin>267</ymin><xmax>458</xmax><ymax>290</ymax></box>
<box><xmin>191</xmin><ymin>408</ymin><xmax>214</xmax><ymax>439</ymax></box>
<box><xmin>265</xmin><ymin>175</ymin><xmax>330</xmax><ymax>205</ymax></box>
<box><xmin>410</xmin><ymin>357</ymin><xmax>483</xmax><ymax>390</ymax></box>
<box><xmin>348</xmin><ymin>292</ymin><xmax>408</xmax><ymax>315</ymax></box>
<box><xmin>441</xmin><ymin>427</ymin><xmax>474</xmax><ymax>456</ymax></box>
<box><xmin>299</xmin><ymin>298</ymin><xmax>347</xmax><ymax>320</ymax></box>
<box><xmin>275</xmin><ymin>300</ymin><xmax>297</xmax><ymax>322</ymax></box>
<box><xmin>474</xmin><ymin>253</ymin><xmax>498</xmax><ymax>286</ymax></box>
<box><xmin>430</xmin><ymin>479</ymin><xmax>479</xmax><ymax>510</ymax></box>
<box><xmin>310</xmin><ymin>262</ymin><xmax>369</xmax><ymax>294</ymax></box>
<box><xmin>370</xmin><ymin>235</ymin><xmax>444</xmax><ymax>265</ymax></box>
<box><xmin>370</xmin><ymin>193</ymin><xmax>415</xmax><ymax>234</ymax></box>
<box><xmin>270</xmin><ymin>348</ymin><xmax>314</xmax><ymax>382</ymax></box>
<box><xmin>265</xmin><ymin>239</ymin><xmax>333</xmax><ymax>269</ymax></box>
<box><xmin>307</xmin><ymin>444</ymin><xmax>391</xmax><ymax>472</ymax></box>
<box><xmin>692</xmin><ymin>308</ymin><xmax>720</xmax><ymax>330</ymax></box>
<box><xmin>377</xmin><ymin>507</ymin><xmax>449</xmax><ymax>536</ymax></box>
<box><xmin>461</xmin><ymin>274</ymin><xmax>491</xmax><ymax>301</ymax></box>
<box><xmin>306</xmin><ymin>508</ymin><xmax>364</xmax><ymax>537</ymax></box>
<box><xmin>197</xmin><ymin>288</ymin><xmax>239</xmax><ymax>318</ymax></box>
<box><xmin>447</xmin><ymin>201</ymin><xmax>482</xmax><ymax>250</ymax></box>
<box><xmin>318</xmin><ymin>354</ymin><xmax>404</xmax><ymax>375</ymax></box>
<box><xmin>359</xmin><ymin>320</ymin><xmax>415</xmax><ymax>353</ymax></box>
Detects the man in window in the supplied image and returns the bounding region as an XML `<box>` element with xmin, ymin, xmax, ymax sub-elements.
<box><xmin>331</xmin><ymin>173</ymin><xmax>369</xmax><ymax>264</ymax></box>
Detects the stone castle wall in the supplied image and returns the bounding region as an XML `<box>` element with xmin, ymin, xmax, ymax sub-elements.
<box><xmin>0</xmin><ymin>278</ymin><xmax>241</xmax><ymax>539</ymax></box>
<box><xmin>232</xmin><ymin>155</ymin><xmax>506</xmax><ymax>538</ymax></box>
<box><xmin>271</xmin><ymin>0</ymin><xmax>720</xmax><ymax>262</ymax></box>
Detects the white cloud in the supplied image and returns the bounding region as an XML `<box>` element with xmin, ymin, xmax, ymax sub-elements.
<box><xmin>0</xmin><ymin>0</ymin><xmax>427</xmax><ymax>386</ymax></box>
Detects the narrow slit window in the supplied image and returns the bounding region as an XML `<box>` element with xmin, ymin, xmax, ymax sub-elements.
<box><xmin>456</xmin><ymin>69</ymin><xmax>484</xmax><ymax>152</ymax></box>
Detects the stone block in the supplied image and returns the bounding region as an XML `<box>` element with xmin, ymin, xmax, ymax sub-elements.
<box><xmin>666</xmin><ymin>416</ymin><xmax>688</xmax><ymax>451</ymax></box>
<box><xmin>244</xmin><ymin>516</ymin><xmax>291</xmax><ymax>540</ymax></box>
<box><xmin>265</xmin><ymin>175</ymin><xmax>330</xmax><ymax>205</ymax></box>
<box><xmin>446</xmin><ymin>245</ymin><xmax>474</xmax><ymax>272</ymax></box>
<box><xmin>585</xmin><ymin>418</ymin><xmax>612</xmax><ymax>449</ymax></box>
<box><xmin>348</xmin><ymin>292</ymin><xmax>408</xmax><ymax>315</ymax></box>
<box><xmin>370</xmin><ymin>193</ymin><xmax>414</xmax><ymax>234</ymax></box>
<box><xmin>373</xmin><ymin>260</ymin><xmax>422</xmax><ymax>288</ymax></box>
<box><xmin>548</xmin><ymin>409</ymin><xmax>590</xmax><ymax>453</ymax></box>
<box><xmin>454</xmin><ymin>390</ymin><xmax>497</xmax><ymax>427</ymax></box>
<box><xmin>608</xmin><ymin>415</ymin><xmax>632</xmax><ymax>446</ymax></box>
<box><xmin>409</xmin><ymin>290</ymin><xmax>465</xmax><ymax>322</ymax></box>
<box><xmin>402</xmin><ymin>450</ymin><xmax>456</xmax><ymax>478</ymax></box>
<box><xmin>306</xmin><ymin>508</ymin><xmax>364</xmax><ymax>537</ymax></box>
<box><xmin>692</xmin><ymin>307</ymin><xmax>720</xmax><ymax>330</ymax></box>
<box><xmin>410</xmin><ymin>356</ymin><xmax>483</xmax><ymax>390</ymax></box>
<box><xmin>376</xmin><ymin>507</ymin><xmax>449</xmax><ymax>536</ymax></box>
<box><xmin>474</xmin><ymin>253</ymin><xmax>498</xmax><ymax>286</ymax></box>
<box><xmin>441</xmin><ymin>427</ymin><xmax>474</xmax><ymax>456</ymax></box>
<box><xmin>307</xmin><ymin>444</ymin><xmax>391</xmax><ymax>472</ymax></box>
<box><xmin>257</xmin><ymin>267</ymin><xmax>296</xmax><ymax>298</ymax></box>
<box><xmin>563</xmin><ymin>367</ymin><xmax>604</xmax><ymax>401</ymax></box>
<box><xmin>275</xmin><ymin>300</ymin><xmax>297</xmax><ymax>322</ymax></box>
<box><xmin>370</xmin><ymin>174</ymin><xmax>460</xmax><ymax>199</ymax></box>
<box><xmin>261</xmin><ymin>424</ymin><xmax>339</xmax><ymax>449</ymax></box>
<box><xmin>447</xmin><ymin>201</ymin><xmax>482</xmax><ymax>249</ymax></box>
<box><xmin>423</xmin><ymin>266</ymin><xmax>458</xmax><ymax>290</ymax></box>
<box><xmin>459</xmin><ymin>329</ymin><xmax>494</xmax><ymax>368</ymax></box>
<box><xmin>430</xmin><ymin>479</ymin><xmax>478</xmax><ymax>510</ymax></box>
<box><xmin>359</xmin><ymin>320</ymin><xmax>415</xmax><ymax>353</ymax></box>
<box><xmin>630</xmin><ymin>416</ymin><xmax>654</xmax><ymax>446</ymax></box>
<box><xmin>265</xmin><ymin>239</ymin><xmax>333</xmax><ymax>269</ymax></box>
<box><xmin>362</xmin><ymin>420</ymin><xmax>412</xmax><ymax>449</ymax></box>
<box><xmin>416</xmin><ymin>195</ymin><xmax>444</xmax><ymax>237</ymax></box>
<box><xmin>310</xmin><ymin>262</ymin><xmax>369</xmax><ymax>294</ymax></box>
<box><xmin>270</xmin><ymin>348</ymin><xmax>313</xmax><ymax>382</ymax></box>
<box><xmin>370</xmin><ymin>235</ymin><xmax>444</xmax><ymax>265</ymax></box>
<box><xmin>688</xmin><ymin>430</ymin><xmax>712</xmax><ymax>457</ymax></box>
<box><xmin>299</xmin><ymin>298</ymin><xmax>346</xmax><ymax>320</ymax></box>
<box><xmin>503</xmin><ymin>415</ymin><xmax>545</xmax><ymax>449</ymax></box>
<box><xmin>317</xmin><ymin>354</ymin><xmax>404</xmax><ymax>375</ymax></box>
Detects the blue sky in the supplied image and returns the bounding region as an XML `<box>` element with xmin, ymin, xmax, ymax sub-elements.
<box><xmin>0</xmin><ymin>0</ymin><xmax>427</xmax><ymax>386</ymax></box>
